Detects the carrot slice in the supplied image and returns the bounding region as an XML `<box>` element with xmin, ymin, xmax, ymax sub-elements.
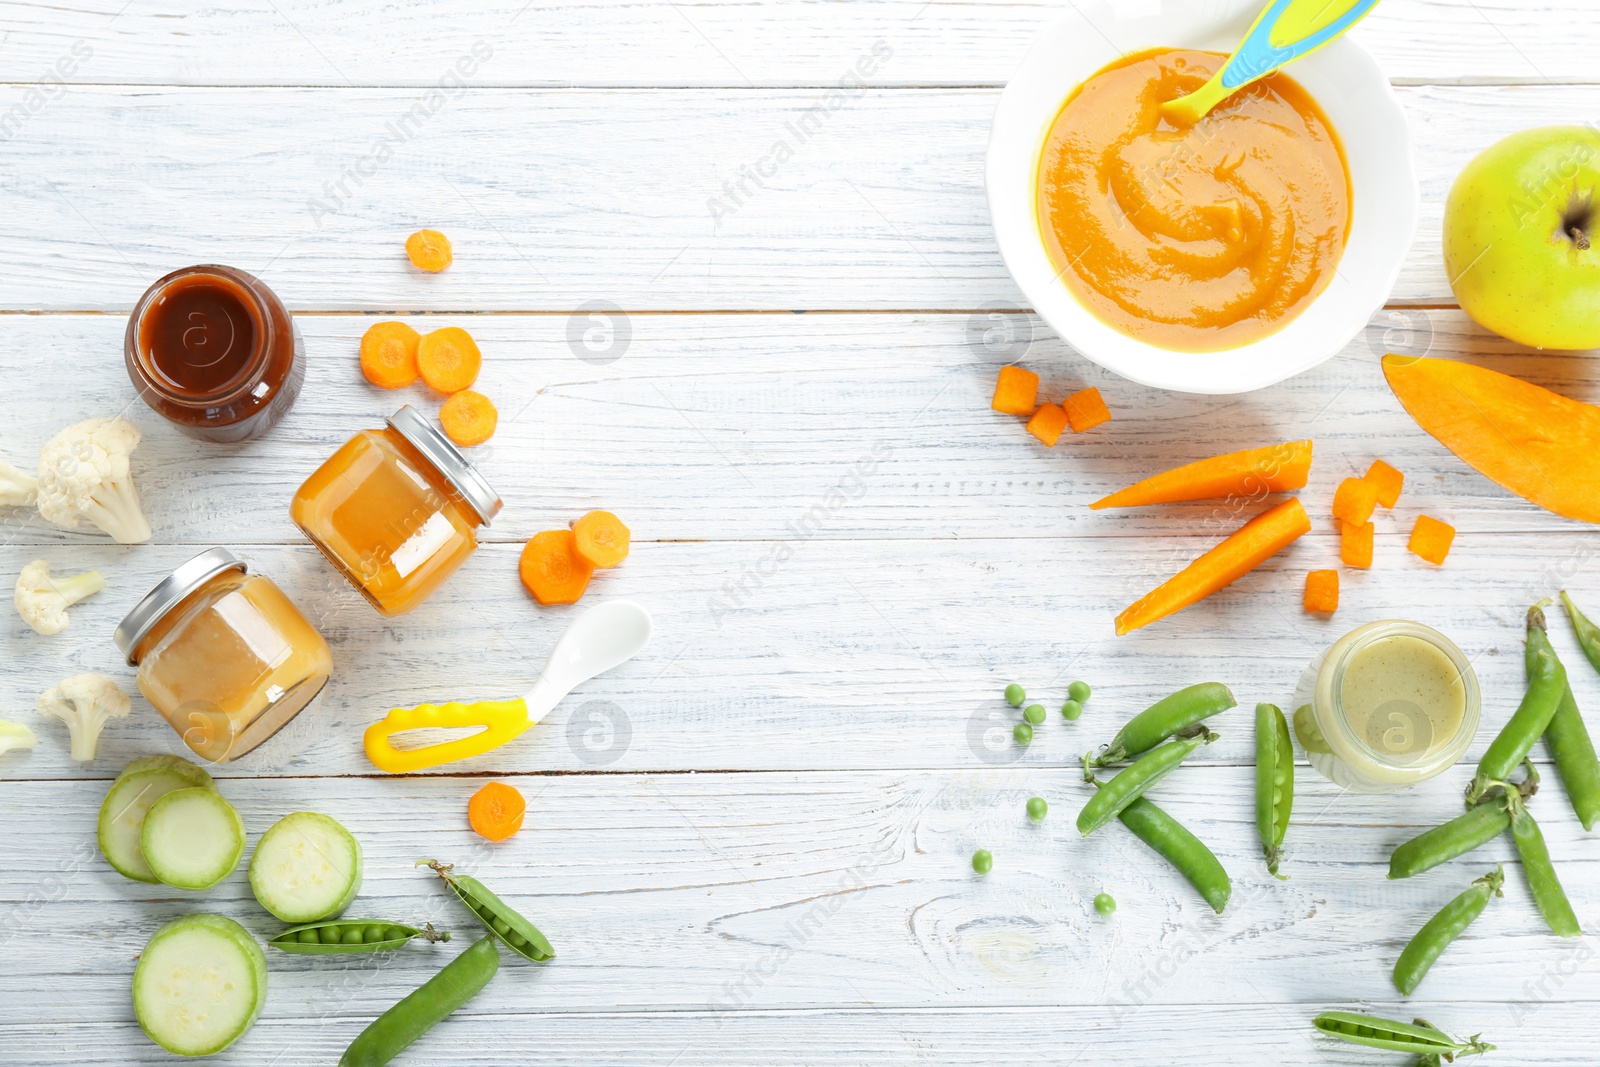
<box><xmin>359</xmin><ymin>321</ymin><xmax>421</xmax><ymax>389</ymax></box>
<box><xmin>1364</xmin><ymin>459</ymin><xmax>1404</xmax><ymax>508</ymax></box>
<box><xmin>1304</xmin><ymin>570</ymin><xmax>1339</xmax><ymax>613</ymax></box>
<box><xmin>1114</xmin><ymin>498</ymin><xmax>1311</xmax><ymax>636</ymax></box>
<box><xmin>439</xmin><ymin>389</ymin><xmax>498</xmax><ymax>446</ymax></box>
<box><xmin>519</xmin><ymin>529</ymin><xmax>595</xmax><ymax>605</ymax></box>
<box><xmin>1025</xmin><ymin>403</ymin><xmax>1069</xmax><ymax>447</ymax></box>
<box><xmin>406</xmin><ymin>229</ymin><xmax>453</xmax><ymax>272</ymax></box>
<box><xmin>1409</xmin><ymin>515</ymin><xmax>1456</xmax><ymax>565</ymax></box>
<box><xmin>418</xmin><ymin>326</ymin><xmax>482</xmax><ymax>393</ymax></box>
<box><xmin>1331</xmin><ymin>476</ymin><xmax>1379</xmax><ymax>527</ymax></box>
<box><xmin>1064</xmin><ymin>387</ymin><xmax>1111</xmax><ymax>432</ymax></box>
<box><xmin>1340</xmin><ymin>520</ymin><xmax>1374</xmax><ymax>570</ymax></box>
<box><xmin>1092</xmin><ymin>440</ymin><xmax>1312</xmax><ymax>510</ymax></box>
<box><xmin>572</xmin><ymin>510</ymin><xmax>630</xmax><ymax>568</ymax></box>
<box><xmin>991</xmin><ymin>366</ymin><xmax>1038</xmax><ymax>416</ymax></box>
<box><xmin>468</xmin><ymin>781</ymin><xmax>525</xmax><ymax>842</ymax></box>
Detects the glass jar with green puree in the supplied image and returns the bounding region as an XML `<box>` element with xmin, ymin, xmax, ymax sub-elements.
<box><xmin>1292</xmin><ymin>620</ymin><xmax>1480</xmax><ymax>792</ymax></box>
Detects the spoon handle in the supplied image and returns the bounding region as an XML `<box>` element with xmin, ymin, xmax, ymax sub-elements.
<box><xmin>363</xmin><ymin>698</ymin><xmax>532</xmax><ymax>773</ymax></box>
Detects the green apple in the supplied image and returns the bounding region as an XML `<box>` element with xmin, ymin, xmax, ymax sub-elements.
<box><xmin>1444</xmin><ymin>125</ymin><xmax>1600</xmax><ymax>349</ymax></box>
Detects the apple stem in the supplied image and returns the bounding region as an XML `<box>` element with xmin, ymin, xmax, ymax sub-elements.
<box><xmin>1570</xmin><ymin>226</ymin><xmax>1591</xmax><ymax>251</ymax></box>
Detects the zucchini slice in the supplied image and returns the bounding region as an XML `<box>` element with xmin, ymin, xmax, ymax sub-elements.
<box><xmin>134</xmin><ymin>914</ymin><xmax>266</xmax><ymax>1057</ymax></box>
<box><xmin>141</xmin><ymin>787</ymin><xmax>246</xmax><ymax>891</ymax></box>
<box><xmin>97</xmin><ymin>757</ymin><xmax>217</xmax><ymax>883</ymax></box>
<box><xmin>249</xmin><ymin>811</ymin><xmax>363</xmax><ymax>924</ymax></box>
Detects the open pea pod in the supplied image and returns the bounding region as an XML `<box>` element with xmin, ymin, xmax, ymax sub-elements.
<box><xmin>270</xmin><ymin>919</ymin><xmax>450</xmax><ymax>955</ymax></box>
<box><xmin>420</xmin><ymin>859</ymin><xmax>555</xmax><ymax>962</ymax></box>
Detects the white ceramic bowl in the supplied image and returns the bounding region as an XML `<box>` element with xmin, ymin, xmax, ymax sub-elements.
<box><xmin>986</xmin><ymin>0</ymin><xmax>1418</xmax><ymax>394</ymax></box>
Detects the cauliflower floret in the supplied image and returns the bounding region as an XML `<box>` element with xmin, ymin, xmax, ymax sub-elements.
<box><xmin>15</xmin><ymin>559</ymin><xmax>107</xmax><ymax>635</ymax></box>
<box><xmin>0</xmin><ymin>457</ymin><xmax>36</xmax><ymax>507</ymax></box>
<box><xmin>37</xmin><ymin>674</ymin><xmax>130</xmax><ymax>762</ymax></box>
<box><xmin>36</xmin><ymin>418</ymin><xmax>151</xmax><ymax>543</ymax></box>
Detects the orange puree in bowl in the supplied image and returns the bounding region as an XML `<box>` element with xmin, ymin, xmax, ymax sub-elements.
<box><xmin>1037</xmin><ymin>48</ymin><xmax>1350</xmax><ymax>352</ymax></box>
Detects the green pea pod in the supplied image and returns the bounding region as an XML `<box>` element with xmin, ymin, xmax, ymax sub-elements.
<box><xmin>1254</xmin><ymin>703</ymin><xmax>1293</xmax><ymax>879</ymax></box>
<box><xmin>1508</xmin><ymin>797</ymin><xmax>1581</xmax><ymax>938</ymax></box>
<box><xmin>1099</xmin><ymin>783</ymin><xmax>1231</xmax><ymax>913</ymax></box>
<box><xmin>1089</xmin><ymin>682</ymin><xmax>1235</xmax><ymax>767</ymax></box>
<box><xmin>1077</xmin><ymin>731</ymin><xmax>1213</xmax><ymax>837</ymax></box>
<box><xmin>1528</xmin><ymin>603</ymin><xmax>1600</xmax><ymax>831</ymax></box>
<box><xmin>1290</xmin><ymin>704</ymin><xmax>1332</xmax><ymax>755</ymax></box>
<box><xmin>270</xmin><ymin>919</ymin><xmax>450</xmax><ymax>955</ymax></box>
<box><xmin>1560</xmin><ymin>591</ymin><xmax>1600</xmax><ymax>675</ymax></box>
<box><xmin>420</xmin><ymin>860</ymin><xmax>555</xmax><ymax>962</ymax></box>
<box><xmin>1389</xmin><ymin>800</ymin><xmax>1511</xmax><ymax>880</ymax></box>
<box><xmin>1392</xmin><ymin>866</ymin><xmax>1503</xmax><ymax>995</ymax></box>
<box><xmin>1312</xmin><ymin>1011</ymin><xmax>1493</xmax><ymax>1058</ymax></box>
<box><xmin>339</xmin><ymin>935</ymin><xmax>499</xmax><ymax>1067</ymax></box>
<box><xmin>1467</xmin><ymin>633</ymin><xmax>1566</xmax><ymax>803</ymax></box>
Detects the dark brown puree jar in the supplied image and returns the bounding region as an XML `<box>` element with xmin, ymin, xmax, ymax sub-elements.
<box><xmin>125</xmin><ymin>265</ymin><xmax>304</xmax><ymax>442</ymax></box>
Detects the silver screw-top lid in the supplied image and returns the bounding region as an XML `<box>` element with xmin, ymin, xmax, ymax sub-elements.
<box><xmin>386</xmin><ymin>405</ymin><xmax>503</xmax><ymax>525</ymax></box>
<box><xmin>114</xmin><ymin>547</ymin><xmax>248</xmax><ymax>664</ymax></box>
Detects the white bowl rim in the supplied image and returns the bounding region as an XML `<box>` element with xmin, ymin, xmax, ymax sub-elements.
<box><xmin>986</xmin><ymin>0</ymin><xmax>1420</xmax><ymax>394</ymax></box>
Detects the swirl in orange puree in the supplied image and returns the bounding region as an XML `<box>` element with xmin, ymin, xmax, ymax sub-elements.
<box><xmin>1037</xmin><ymin>49</ymin><xmax>1350</xmax><ymax>352</ymax></box>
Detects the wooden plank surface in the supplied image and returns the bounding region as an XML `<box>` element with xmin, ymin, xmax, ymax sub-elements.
<box><xmin>5</xmin><ymin>0</ymin><xmax>1600</xmax><ymax>1063</ymax></box>
<box><xmin>3</xmin><ymin>0</ymin><xmax>1596</xmax><ymax>87</ymax></box>
<box><xmin>1</xmin><ymin>86</ymin><xmax>1597</xmax><ymax>311</ymax></box>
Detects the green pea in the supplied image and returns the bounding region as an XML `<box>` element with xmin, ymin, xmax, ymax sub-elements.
<box><xmin>1026</xmin><ymin>797</ymin><xmax>1047</xmax><ymax>822</ymax></box>
<box><xmin>1094</xmin><ymin>892</ymin><xmax>1115</xmax><ymax>915</ymax></box>
<box><xmin>1061</xmin><ymin>699</ymin><xmax>1082</xmax><ymax>720</ymax></box>
<box><xmin>1004</xmin><ymin>683</ymin><xmax>1026</xmax><ymax>707</ymax></box>
<box><xmin>366</xmin><ymin>925</ymin><xmax>390</xmax><ymax>944</ymax></box>
<box><xmin>297</xmin><ymin>929</ymin><xmax>321</xmax><ymax>945</ymax></box>
<box><xmin>1013</xmin><ymin>723</ymin><xmax>1033</xmax><ymax>745</ymax></box>
<box><xmin>1069</xmin><ymin>681</ymin><xmax>1091</xmax><ymax>702</ymax></box>
<box><xmin>491</xmin><ymin>918</ymin><xmax>512</xmax><ymax>937</ymax></box>
<box><xmin>343</xmin><ymin>926</ymin><xmax>366</xmax><ymax>945</ymax></box>
<box><xmin>971</xmin><ymin>849</ymin><xmax>993</xmax><ymax>874</ymax></box>
<box><xmin>508</xmin><ymin>933</ymin><xmax>530</xmax><ymax>949</ymax></box>
<box><xmin>1023</xmin><ymin>704</ymin><xmax>1045</xmax><ymax>725</ymax></box>
<box><xmin>321</xmin><ymin>925</ymin><xmax>344</xmax><ymax>944</ymax></box>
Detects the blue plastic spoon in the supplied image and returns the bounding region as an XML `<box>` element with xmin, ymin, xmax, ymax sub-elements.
<box><xmin>1161</xmin><ymin>0</ymin><xmax>1384</xmax><ymax>125</ymax></box>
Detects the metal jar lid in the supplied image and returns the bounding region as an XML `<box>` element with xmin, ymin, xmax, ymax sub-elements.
<box><xmin>386</xmin><ymin>405</ymin><xmax>503</xmax><ymax>525</ymax></box>
<box><xmin>114</xmin><ymin>547</ymin><xmax>248</xmax><ymax>664</ymax></box>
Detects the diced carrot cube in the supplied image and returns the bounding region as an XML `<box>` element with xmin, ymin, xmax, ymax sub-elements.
<box><xmin>1304</xmin><ymin>569</ymin><xmax>1339</xmax><ymax>613</ymax></box>
<box><xmin>1025</xmin><ymin>403</ymin><xmax>1069</xmax><ymax>447</ymax></box>
<box><xmin>1340</xmin><ymin>520</ymin><xmax>1374</xmax><ymax>570</ymax></box>
<box><xmin>1332</xmin><ymin>476</ymin><xmax>1379</xmax><ymax>527</ymax></box>
<box><xmin>1364</xmin><ymin>459</ymin><xmax>1404</xmax><ymax>508</ymax></box>
<box><xmin>1409</xmin><ymin>515</ymin><xmax>1456</xmax><ymax>565</ymax></box>
<box><xmin>991</xmin><ymin>366</ymin><xmax>1039</xmax><ymax>416</ymax></box>
<box><xmin>1064</xmin><ymin>387</ymin><xmax>1111</xmax><ymax>432</ymax></box>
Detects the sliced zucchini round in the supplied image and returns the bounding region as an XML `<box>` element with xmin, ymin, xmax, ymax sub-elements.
<box><xmin>248</xmin><ymin>811</ymin><xmax>363</xmax><ymax>923</ymax></box>
<box><xmin>134</xmin><ymin>914</ymin><xmax>266</xmax><ymax>1057</ymax></box>
<box><xmin>98</xmin><ymin>759</ymin><xmax>218</xmax><ymax>884</ymax></box>
<box><xmin>141</xmin><ymin>787</ymin><xmax>246</xmax><ymax>891</ymax></box>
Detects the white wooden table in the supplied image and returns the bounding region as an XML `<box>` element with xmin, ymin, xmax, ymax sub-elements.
<box><xmin>3</xmin><ymin>2</ymin><xmax>1599</xmax><ymax>1063</ymax></box>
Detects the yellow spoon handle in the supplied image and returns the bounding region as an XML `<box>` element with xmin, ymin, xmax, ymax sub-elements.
<box><xmin>363</xmin><ymin>698</ymin><xmax>532</xmax><ymax>773</ymax></box>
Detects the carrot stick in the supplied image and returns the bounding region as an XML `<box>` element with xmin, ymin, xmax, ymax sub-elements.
<box><xmin>1092</xmin><ymin>441</ymin><xmax>1312</xmax><ymax>510</ymax></box>
<box><xmin>1114</xmin><ymin>498</ymin><xmax>1312</xmax><ymax>635</ymax></box>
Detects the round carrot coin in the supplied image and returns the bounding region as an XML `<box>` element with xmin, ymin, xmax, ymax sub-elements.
<box><xmin>418</xmin><ymin>326</ymin><xmax>482</xmax><ymax>393</ymax></box>
<box><xmin>468</xmin><ymin>781</ymin><xmax>526</xmax><ymax>842</ymax></box>
<box><xmin>406</xmin><ymin>228</ymin><xmax>453</xmax><ymax>272</ymax></box>
<box><xmin>519</xmin><ymin>530</ymin><xmax>595</xmax><ymax>605</ymax></box>
<box><xmin>572</xmin><ymin>510</ymin><xmax>630</xmax><ymax>568</ymax></box>
<box><xmin>440</xmin><ymin>389</ymin><xmax>498</xmax><ymax>446</ymax></box>
<box><xmin>359</xmin><ymin>321</ymin><xmax>421</xmax><ymax>389</ymax></box>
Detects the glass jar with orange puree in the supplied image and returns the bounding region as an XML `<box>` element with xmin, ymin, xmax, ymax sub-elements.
<box><xmin>115</xmin><ymin>549</ymin><xmax>333</xmax><ymax>763</ymax></box>
<box><xmin>291</xmin><ymin>405</ymin><xmax>502</xmax><ymax>616</ymax></box>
